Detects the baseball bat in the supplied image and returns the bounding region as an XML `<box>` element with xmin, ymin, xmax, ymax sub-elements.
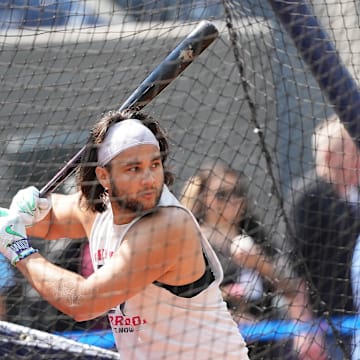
<box><xmin>39</xmin><ymin>21</ymin><xmax>219</xmax><ymax>197</ymax></box>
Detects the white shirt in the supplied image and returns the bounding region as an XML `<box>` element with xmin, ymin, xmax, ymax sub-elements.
<box><xmin>89</xmin><ymin>186</ymin><xmax>249</xmax><ymax>359</ymax></box>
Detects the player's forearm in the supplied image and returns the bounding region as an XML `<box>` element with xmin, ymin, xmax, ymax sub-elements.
<box><xmin>16</xmin><ymin>253</ymin><xmax>104</xmax><ymax>321</ymax></box>
<box><xmin>27</xmin><ymin>192</ymin><xmax>88</xmax><ymax>240</ymax></box>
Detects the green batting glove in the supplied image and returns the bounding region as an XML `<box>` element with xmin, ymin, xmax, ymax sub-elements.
<box><xmin>10</xmin><ymin>186</ymin><xmax>52</xmax><ymax>227</ymax></box>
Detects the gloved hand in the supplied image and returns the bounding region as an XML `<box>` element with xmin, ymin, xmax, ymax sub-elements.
<box><xmin>10</xmin><ymin>186</ymin><xmax>52</xmax><ymax>227</ymax></box>
<box><xmin>0</xmin><ymin>208</ymin><xmax>38</xmax><ymax>265</ymax></box>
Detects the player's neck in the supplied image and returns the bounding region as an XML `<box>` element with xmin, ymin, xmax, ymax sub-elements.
<box><xmin>112</xmin><ymin>203</ymin><xmax>158</xmax><ymax>225</ymax></box>
<box><xmin>111</xmin><ymin>205</ymin><xmax>139</xmax><ymax>225</ymax></box>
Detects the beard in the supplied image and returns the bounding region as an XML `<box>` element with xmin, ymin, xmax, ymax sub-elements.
<box><xmin>110</xmin><ymin>183</ymin><xmax>163</xmax><ymax>214</ymax></box>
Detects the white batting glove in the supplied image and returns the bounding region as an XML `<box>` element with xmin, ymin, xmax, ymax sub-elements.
<box><xmin>0</xmin><ymin>208</ymin><xmax>38</xmax><ymax>265</ymax></box>
<box><xmin>10</xmin><ymin>186</ymin><xmax>52</xmax><ymax>227</ymax></box>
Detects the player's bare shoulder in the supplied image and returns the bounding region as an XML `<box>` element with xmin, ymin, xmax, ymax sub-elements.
<box><xmin>134</xmin><ymin>206</ymin><xmax>201</xmax><ymax>247</ymax></box>
<box><xmin>143</xmin><ymin>206</ymin><xmax>192</xmax><ymax>226</ymax></box>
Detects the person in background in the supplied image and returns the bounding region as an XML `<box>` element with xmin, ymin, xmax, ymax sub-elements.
<box><xmin>181</xmin><ymin>160</ymin><xmax>327</xmax><ymax>359</ymax></box>
<box><xmin>286</xmin><ymin>114</ymin><xmax>360</xmax><ymax>359</ymax></box>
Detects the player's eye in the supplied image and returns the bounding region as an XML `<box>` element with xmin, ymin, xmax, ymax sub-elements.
<box><xmin>152</xmin><ymin>161</ymin><xmax>161</xmax><ymax>168</ymax></box>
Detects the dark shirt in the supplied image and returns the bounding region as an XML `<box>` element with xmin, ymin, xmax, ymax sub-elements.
<box><xmin>286</xmin><ymin>170</ymin><xmax>359</xmax><ymax>316</ymax></box>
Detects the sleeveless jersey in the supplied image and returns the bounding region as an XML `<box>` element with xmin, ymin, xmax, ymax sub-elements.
<box><xmin>89</xmin><ymin>185</ymin><xmax>249</xmax><ymax>359</ymax></box>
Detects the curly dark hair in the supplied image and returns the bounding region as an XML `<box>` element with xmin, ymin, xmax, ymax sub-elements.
<box><xmin>77</xmin><ymin>109</ymin><xmax>174</xmax><ymax>213</ymax></box>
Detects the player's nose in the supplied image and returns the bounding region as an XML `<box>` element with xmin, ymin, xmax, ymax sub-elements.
<box><xmin>141</xmin><ymin>168</ymin><xmax>155</xmax><ymax>186</ymax></box>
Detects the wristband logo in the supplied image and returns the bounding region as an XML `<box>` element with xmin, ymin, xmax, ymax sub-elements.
<box><xmin>5</xmin><ymin>225</ymin><xmax>25</xmax><ymax>239</ymax></box>
<box><xmin>9</xmin><ymin>239</ymin><xmax>30</xmax><ymax>253</ymax></box>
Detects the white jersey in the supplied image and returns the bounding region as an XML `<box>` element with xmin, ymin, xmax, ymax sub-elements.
<box><xmin>89</xmin><ymin>186</ymin><xmax>249</xmax><ymax>360</ymax></box>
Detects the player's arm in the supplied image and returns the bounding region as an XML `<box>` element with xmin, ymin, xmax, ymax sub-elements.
<box><xmin>28</xmin><ymin>192</ymin><xmax>88</xmax><ymax>240</ymax></box>
<box><xmin>9</xmin><ymin>186</ymin><xmax>88</xmax><ymax>240</ymax></box>
<box><xmin>7</xmin><ymin>207</ymin><xmax>204</xmax><ymax>321</ymax></box>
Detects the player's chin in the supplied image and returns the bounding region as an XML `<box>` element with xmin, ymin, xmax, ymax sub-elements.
<box><xmin>138</xmin><ymin>195</ymin><xmax>158</xmax><ymax>211</ymax></box>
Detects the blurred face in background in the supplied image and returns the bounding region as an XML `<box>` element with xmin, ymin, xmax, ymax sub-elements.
<box><xmin>204</xmin><ymin>171</ymin><xmax>246</xmax><ymax>227</ymax></box>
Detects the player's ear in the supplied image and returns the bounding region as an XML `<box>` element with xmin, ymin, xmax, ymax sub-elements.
<box><xmin>95</xmin><ymin>166</ymin><xmax>110</xmax><ymax>190</ymax></box>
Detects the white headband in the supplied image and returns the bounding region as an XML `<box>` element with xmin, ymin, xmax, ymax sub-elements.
<box><xmin>98</xmin><ymin>119</ymin><xmax>160</xmax><ymax>166</ymax></box>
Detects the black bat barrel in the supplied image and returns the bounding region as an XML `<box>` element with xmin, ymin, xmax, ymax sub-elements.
<box><xmin>119</xmin><ymin>21</ymin><xmax>219</xmax><ymax>111</ymax></box>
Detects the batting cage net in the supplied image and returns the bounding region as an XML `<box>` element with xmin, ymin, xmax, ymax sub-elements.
<box><xmin>0</xmin><ymin>0</ymin><xmax>359</xmax><ymax>359</ymax></box>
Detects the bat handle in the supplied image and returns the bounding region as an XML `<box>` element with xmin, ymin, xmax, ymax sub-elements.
<box><xmin>39</xmin><ymin>146</ymin><xmax>86</xmax><ymax>197</ymax></box>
